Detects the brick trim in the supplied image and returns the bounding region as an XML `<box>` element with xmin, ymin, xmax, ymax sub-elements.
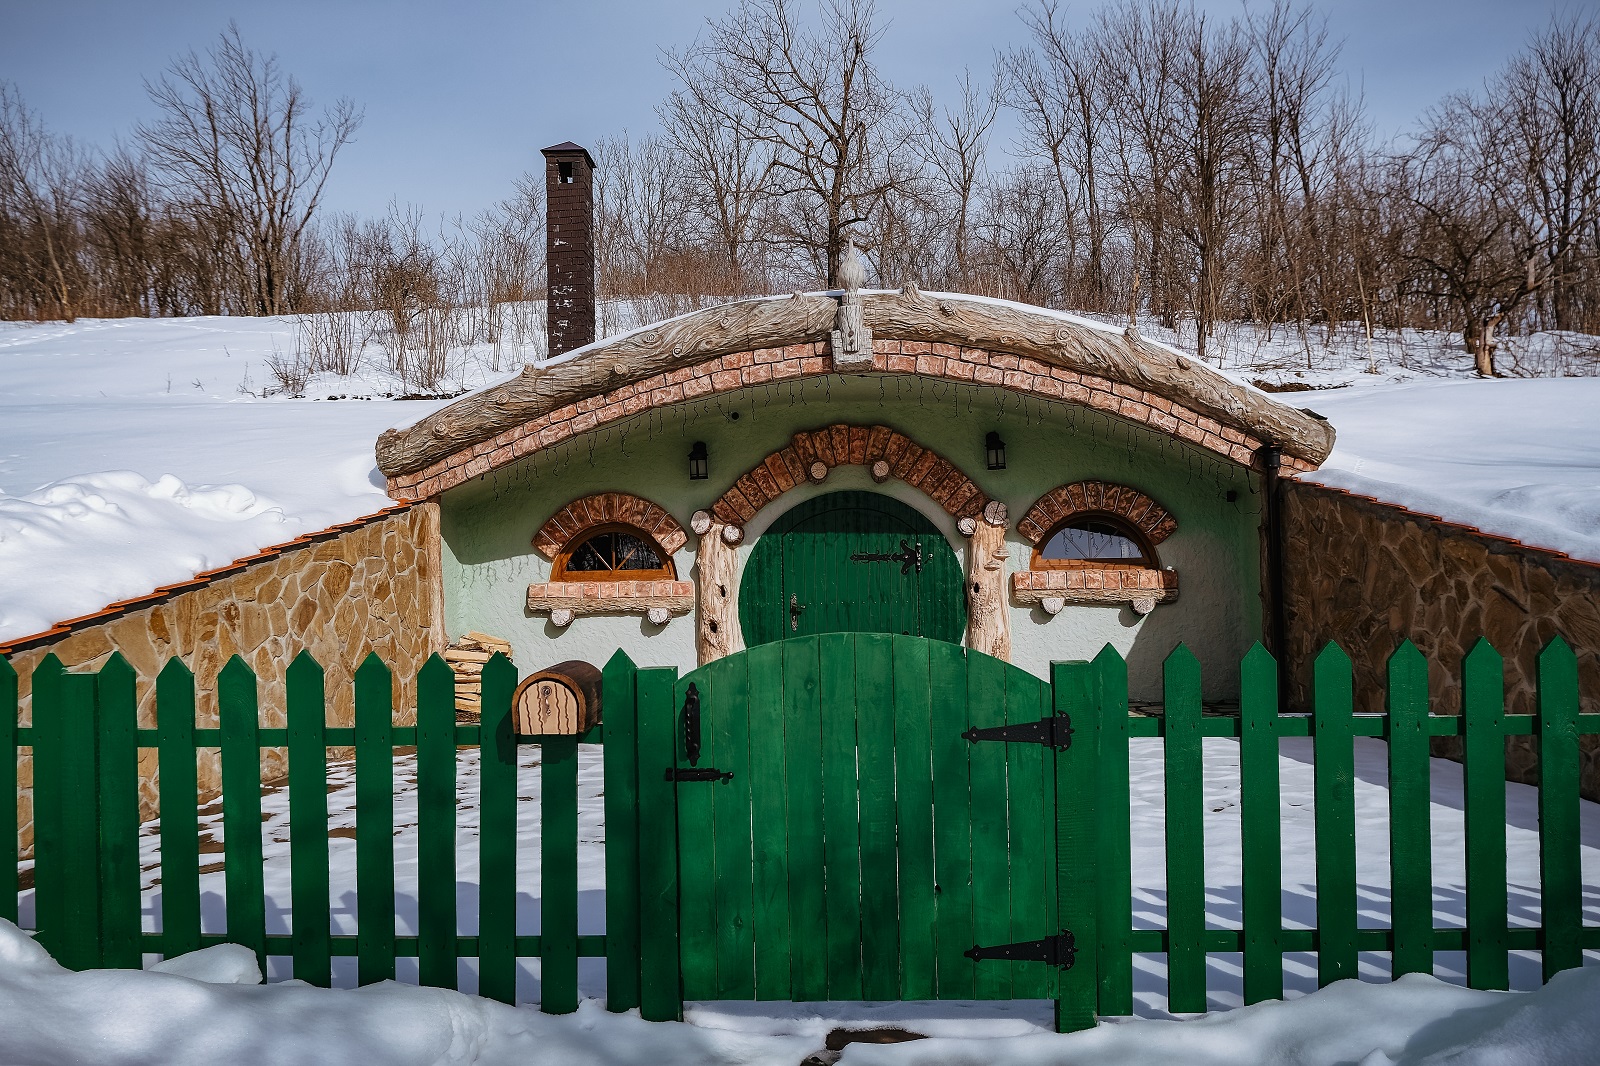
<box><xmin>387</xmin><ymin>341</ymin><xmax>1315</xmax><ymax>500</ymax></box>
<box><xmin>533</xmin><ymin>492</ymin><xmax>687</xmax><ymax>559</ymax></box>
<box><xmin>1016</xmin><ymin>481</ymin><xmax>1178</xmax><ymax>547</ymax></box>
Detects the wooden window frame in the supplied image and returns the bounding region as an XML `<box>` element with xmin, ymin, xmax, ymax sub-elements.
<box><xmin>1030</xmin><ymin>510</ymin><xmax>1159</xmax><ymax>571</ymax></box>
<box><xmin>551</xmin><ymin>522</ymin><xmax>678</xmax><ymax>583</ymax></box>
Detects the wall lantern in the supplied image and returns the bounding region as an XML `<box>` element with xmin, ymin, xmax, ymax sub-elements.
<box><xmin>688</xmin><ymin>441</ymin><xmax>709</xmax><ymax>481</ymax></box>
<box><xmin>985</xmin><ymin>431</ymin><xmax>1007</xmax><ymax>471</ymax></box>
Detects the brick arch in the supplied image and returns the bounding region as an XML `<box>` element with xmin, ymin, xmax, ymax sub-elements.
<box><xmin>533</xmin><ymin>492</ymin><xmax>688</xmax><ymax>559</ymax></box>
<box><xmin>710</xmin><ymin>423</ymin><xmax>990</xmax><ymax>527</ymax></box>
<box><xmin>1016</xmin><ymin>481</ymin><xmax>1177</xmax><ymax>547</ymax></box>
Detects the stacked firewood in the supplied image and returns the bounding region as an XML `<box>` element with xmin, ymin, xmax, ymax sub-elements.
<box><xmin>444</xmin><ymin>631</ymin><xmax>513</xmax><ymax>721</ymax></box>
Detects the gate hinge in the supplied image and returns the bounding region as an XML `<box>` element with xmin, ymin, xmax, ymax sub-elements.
<box><xmin>962</xmin><ymin>714</ymin><xmax>1073</xmax><ymax>751</ymax></box>
<box><xmin>965</xmin><ymin>929</ymin><xmax>1077</xmax><ymax>970</ymax></box>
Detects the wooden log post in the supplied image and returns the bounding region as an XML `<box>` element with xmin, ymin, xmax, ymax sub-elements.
<box><xmin>693</xmin><ymin>511</ymin><xmax>744</xmax><ymax>666</ymax></box>
<box><xmin>966</xmin><ymin>500</ymin><xmax>1012</xmax><ymax>661</ymax></box>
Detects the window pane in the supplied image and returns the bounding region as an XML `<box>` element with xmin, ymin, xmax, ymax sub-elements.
<box><xmin>567</xmin><ymin>534</ymin><xmax>613</xmax><ymax>571</ymax></box>
<box><xmin>614</xmin><ymin>532</ymin><xmax>663</xmax><ymax>571</ymax></box>
<box><xmin>1041</xmin><ymin>519</ymin><xmax>1145</xmax><ymax>561</ymax></box>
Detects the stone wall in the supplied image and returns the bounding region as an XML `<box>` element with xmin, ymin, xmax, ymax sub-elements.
<box><xmin>7</xmin><ymin>503</ymin><xmax>444</xmax><ymax>854</ymax></box>
<box><xmin>1281</xmin><ymin>480</ymin><xmax>1600</xmax><ymax>797</ymax></box>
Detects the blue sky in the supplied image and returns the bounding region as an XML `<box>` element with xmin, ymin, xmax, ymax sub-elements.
<box><xmin>0</xmin><ymin>0</ymin><xmax>1584</xmax><ymax>220</ymax></box>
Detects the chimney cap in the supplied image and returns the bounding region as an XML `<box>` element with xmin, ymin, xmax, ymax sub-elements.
<box><xmin>542</xmin><ymin>142</ymin><xmax>596</xmax><ymax>170</ymax></box>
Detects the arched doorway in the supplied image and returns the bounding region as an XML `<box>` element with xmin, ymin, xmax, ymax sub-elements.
<box><xmin>738</xmin><ymin>490</ymin><xmax>967</xmax><ymax>647</ymax></box>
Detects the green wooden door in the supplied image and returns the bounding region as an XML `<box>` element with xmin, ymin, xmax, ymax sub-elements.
<box><xmin>739</xmin><ymin>491</ymin><xmax>967</xmax><ymax>648</ymax></box>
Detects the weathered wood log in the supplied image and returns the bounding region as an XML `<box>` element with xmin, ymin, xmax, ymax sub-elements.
<box><xmin>444</xmin><ymin>648</ymin><xmax>492</xmax><ymax>663</ymax></box>
<box><xmin>966</xmin><ymin>519</ymin><xmax>1011</xmax><ymax>661</ymax></box>
<box><xmin>513</xmin><ymin>660</ymin><xmax>603</xmax><ymax>735</ymax></box>
<box><xmin>696</xmin><ymin>522</ymin><xmax>744</xmax><ymax>666</ymax></box>
<box><xmin>525</xmin><ymin>583</ymin><xmax>694</xmax><ymax>616</ymax></box>
<box><xmin>375</xmin><ymin>289</ymin><xmax>1334</xmax><ymax>480</ymax></box>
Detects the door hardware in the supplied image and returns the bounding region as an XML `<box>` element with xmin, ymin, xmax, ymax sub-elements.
<box><xmin>850</xmin><ymin>539</ymin><xmax>924</xmax><ymax>575</ymax></box>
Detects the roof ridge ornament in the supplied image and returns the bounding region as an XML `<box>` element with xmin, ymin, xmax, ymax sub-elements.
<box><xmin>831</xmin><ymin>238</ymin><xmax>874</xmax><ymax>371</ymax></box>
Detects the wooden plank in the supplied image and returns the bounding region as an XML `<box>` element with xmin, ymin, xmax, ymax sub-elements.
<box><xmin>1162</xmin><ymin>645</ymin><xmax>1206</xmax><ymax>1013</ymax></box>
<box><xmin>540</xmin><ymin>733</ymin><xmax>579</xmax><ymax>1012</ymax></box>
<box><xmin>95</xmin><ymin>654</ymin><xmax>141</xmax><ymax>969</ymax></box>
<box><xmin>891</xmin><ymin>636</ymin><xmax>936</xmax><ymax>1000</ymax></box>
<box><xmin>157</xmin><ymin>657</ymin><xmax>202</xmax><ymax>961</ymax></box>
<box><xmin>783</xmin><ymin>637</ymin><xmax>827</xmax><ymax>1001</ymax></box>
<box><xmin>1462</xmin><ymin>638</ymin><xmax>1508</xmax><ymax>990</ymax></box>
<box><xmin>481</xmin><ymin>654</ymin><xmax>520</xmax><ymax>1006</ymax></box>
<box><xmin>967</xmin><ymin>649</ymin><xmax>1011</xmax><ymax>1000</ymax></box>
<box><xmin>636</xmin><ymin>666</ymin><xmax>682</xmax><ymax>1021</ymax></box>
<box><xmin>820</xmin><ymin>633</ymin><xmax>863</xmax><ymax>1000</ymax></box>
<box><xmin>219</xmin><ymin>656</ymin><xmax>266</xmax><ymax>973</ymax></box>
<box><xmin>1092</xmin><ymin>644</ymin><xmax>1132</xmax><ymax>1014</ymax></box>
<box><xmin>56</xmin><ymin>668</ymin><xmax>101</xmax><ymax>970</ymax></box>
<box><xmin>1238</xmin><ymin>643</ymin><xmax>1283</xmax><ymax>1003</ymax></box>
<box><xmin>856</xmin><ymin>633</ymin><xmax>900</xmax><ymax>1001</ymax></box>
<box><xmin>1052</xmin><ymin>660</ymin><xmax>1099</xmax><ymax>1032</ymax></box>
<box><xmin>1314</xmin><ymin>642</ymin><xmax>1357</xmax><ymax>986</ymax></box>
<box><xmin>287</xmin><ymin>651</ymin><xmax>331</xmax><ymax>986</ymax></box>
<box><xmin>676</xmin><ymin>667</ymin><xmax>719</xmax><ymax>1001</ymax></box>
<box><xmin>1537</xmin><ymin>636</ymin><xmax>1582</xmax><ymax>981</ymax></box>
<box><xmin>354</xmin><ymin>654</ymin><xmax>396</xmax><ymax>986</ymax></box>
<box><xmin>416</xmin><ymin>654</ymin><xmax>458</xmax><ymax>990</ymax></box>
<box><xmin>1005</xmin><ymin>665</ymin><xmax>1048</xmax><ymax>999</ymax></box>
<box><xmin>28</xmin><ymin>657</ymin><xmax>66</xmax><ymax>957</ymax></box>
<box><xmin>601</xmin><ymin>650</ymin><xmax>641</xmax><ymax>1011</ymax></box>
<box><xmin>929</xmin><ymin>639</ymin><xmax>974</xmax><ymax>999</ymax></box>
<box><xmin>746</xmin><ymin>641</ymin><xmax>792</xmax><ymax>999</ymax></box>
<box><xmin>1386</xmin><ymin>640</ymin><xmax>1432</xmax><ymax>977</ymax></box>
<box><xmin>0</xmin><ymin>656</ymin><xmax>15</xmax><ymax>926</ymax></box>
<box><xmin>711</xmin><ymin>652</ymin><xmax>756</xmax><ymax>1000</ymax></box>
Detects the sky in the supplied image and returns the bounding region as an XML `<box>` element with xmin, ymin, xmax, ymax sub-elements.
<box><xmin>0</xmin><ymin>0</ymin><xmax>1587</xmax><ymax>222</ymax></box>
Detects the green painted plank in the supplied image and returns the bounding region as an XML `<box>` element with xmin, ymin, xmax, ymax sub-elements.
<box><xmin>636</xmin><ymin>666</ymin><xmax>681</xmax><ymax>1021</ymax></box>
<box><xmin>287</xmin><ymin>651</ymin><xmax>331</xmax><ymax>986</ymax></box>
<box><xmin>783</xmin><ymin>638</ymin><xmax>827</xmax><ymax>1001</ymax></box>
<box><xmin>676</xmin><ymin>668</ymin><xmax>719</xmax><ymax>1001</ymax></box>
<box><xmin>157</xmin><ymin>658</ymin><xmax>202</xmax><ymax>960</ymax></box>
<box><xmin>1162</xmin><ymin>646</ymin><xmax>1206</xmax><ymax>1014</ymax></box>
<box><xmin>1092</xmin><ymin>644</ymin><xmax>1131</xmax><ymax>1014</ymax></box>
<box><xmin>28</xmin><ymin>657</ymin><xmax>67</xmax><ymax>957</ymax></box>
<box><xmin>1462</xmin><ymin>638</ymin><xmax>1509</xmax><ymax>990</ymax></box>
<box><xmin>1537</xmin><ymin>637</ymin><xmax>1582</xmax><ymax>981</ymax></box>
<box><xmin>541</xmin><ymin>732</ymin><xmax>579</xmax><ymax>1012</ymax></box>
<box><xmin>56</xmin><ymin>668</ymin><xmax>101</xmax><ymax>970</ymax></box>
<box><xmin>480</xmin><ymin>654</ymin><xmax>520</xmax><ymax>1006</ymax></box>
<box><xmin>601</xmin><ymin>649</ymin><xmax>641</xmax><ymax>1012</ymax></box>
<box><xmin>416</xmin><ymin>654</ymin><xmax>458</xmax><ymax>990</ymax></box>
<box><xmin>820</xmin><ymin>633</ymin><xmax>864</xmax><ymax>1000</ymax></box>
<box><xmin>95</xmin><ymin>654</ymin><xmax>141</xmax><ymax>969</ymax></box>
<box><xmin>967</xmin><ymin>650</ymin><xmax>1012</xmax><ymax>1001</ymax></box>
<box><xmin>856</xmin><ymin>633</ymin><xmax>900</xmax><ymax>1001</ymax></box>
<box><xmin>354</xmin><ymin>654</ymin><xmax>396</xmax><ymax>986</ymax></box>
<box><xmin>929</xmin><ymin>639</ymin><xmax>974</xmax><ymax>999</ymax></box>
<box><xmin>746</xmin><ymin>641</ymin><xmax>792</xmax><ymax>1000</ymax></box>
<box><xmin>1005</xmin><ymin>666</ymin><xmax>1048</xmax><ymax>999</ymax></box>
<box><xmin>711</xmin><ymin>652</ymin><xmax>756</xmax><ymax>1001</ymax></box>
<box><xmin>1239</xmin><ymin>643</ymin><xmax>1283</xmax><ymax>1003</ymax></box>
<box><xmin>1313</xmin><ymin>643</ymin><xmax>1358</xmax><ymax>986</ymax></box>
<box><xmin>1052</xmin><ymin>660</ymin><xmax>1099</xmax><ymax>1032</ymax></box>
<box><xmin>1386</xmin><ymin>641</ymin><xmax>1433</xmax><ymax>977</ymax></box>
<box><xmin>0</xmin><ymin>657</ymin><xmax>15</xmax><ymax>926</ymax></box>
<box><xmin>891</xmin><ymin>637</ymin><xmax>936</xmax><ymax>1000</ymax></box>
<box><xmin>219</xmin><ymin>656</ymin><xmax>266</xmax><ymax>973</ymax></box>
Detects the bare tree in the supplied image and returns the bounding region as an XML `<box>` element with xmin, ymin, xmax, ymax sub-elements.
<box><xmin>909</xmin><ymin>70</ymin><xmax>1000</xmax><ymax>289</ymax></box>
<box><xmin>0</xmin><ymin>83</ymin><xmax>87</xmax><ymax>320</ymax></box>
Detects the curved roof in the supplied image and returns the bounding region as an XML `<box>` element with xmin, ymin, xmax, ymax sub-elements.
<box><xmin>375</xmin><ymin>288</ymin><xmax>1334</xmax><ymax>492</ymax></box>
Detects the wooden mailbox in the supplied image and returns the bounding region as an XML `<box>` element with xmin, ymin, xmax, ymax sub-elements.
<box><xmin>512</xmin><ymin>660</ymin><xmax>603</xmax><ymax>735</ymax></box>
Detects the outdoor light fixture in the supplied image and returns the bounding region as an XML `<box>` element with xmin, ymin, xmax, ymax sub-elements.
<box><xmin>986</xmin><ymin>431</ymin><xmax>1007</xmax><ymax>471</ymax></box>
<box><xmin>688</xmin><ymin>441</ymin><xmax>709</xmax><ymax>481</ymax></box>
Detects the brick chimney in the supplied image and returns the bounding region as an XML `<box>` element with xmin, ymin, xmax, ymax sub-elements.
<box><xmin>542</xmin><ymin>142</ymin><xmax>596</xmax><ymax>359</ymax></box>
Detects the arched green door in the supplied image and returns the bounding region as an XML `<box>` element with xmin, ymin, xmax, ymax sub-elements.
<box><xmin>739</xmin><ymin>490</ymin><xmax>967</xmax><ymax>647</ymax></box>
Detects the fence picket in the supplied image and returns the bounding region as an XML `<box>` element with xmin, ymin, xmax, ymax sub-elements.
<box><xmin>219</xmin><ymin>656</ymin><xmax>266</xmax><ymax>973</ymax></box>
<box><xmin>746</xmin><ymin>642</ymin><xmax>792</xmax><ymax>1000</ymax></box>
<box><xmin>891</xmin><ymin>637</ymin><xmax>935</xmax><ymax>1001</ymax></box>
<box><xmin>856</xmin><ymin>634</ymin><xmax>899</xmax><ymax>1001</ymax></box>
<box><xmin>1092</xmin><ymin>644</ymin><xmax>1132</xmax><ymax>1015</ymax></box>
<box><xmin>1239</xmin><ymin>643</ymin><xmax>1282</xmax><ymax>1003</ymax></box>
<box><xmin>1386</xmin><ymin>641</ymin><xmax>1432</xmax><ymax>977</ymax></box>
<box><xmin>1536</xmin><ymin>636</ymin><xmax>1581</xmax><ymax>981</ymax></box>
<box><xmin>416</xmin><ymin>654</ymin><xmax>458</xmax><ymax>990</ymax></box>
<box><xmin>354</xmin><ymin>654</ymin><xmax>395</xmax><ymax>985</ymax></box>
<box><xmin>538</xmin><ymin>666</ymin><xmax>579</xmax><ymax>1012</ymax></box>
<box><xmin>929</xmin><ymin>639</ymin><xmax>975</xmax><ymax>999</ymax></box>
<box><xmin>95</xmin><ymin>654</ymin><xmax>141</xmax><ymax>969</ymax></box>
<box><xmin>601</xmin><ymin>649</ymin><xmax>641</xmax><ymax>1012</ymax></box>
<box><xmin>480</xmin><ymin>654</ymin><xmax>520</xmax><ymax>1006</ymax></box>
<box><xmin>287</xmin><ymin>651</ymin><xmax>331</xmax><ymax>986</ymax></box>
<box><xmin>1162</xmin><ymin>645</ymin><xmax>1206</xmax><ymax>1013</ymax></box>
<box><xmin>1</xmin><ymin>656</ymin><xmax>15</xmax><ymax>925</ymax></box>
<box><xmin>157</xmin><ymin>658</ymin><xmax>201</xmax><ymax>960</ymax></box>
<box><xmin>968</xmin><ymin>649</ymin><xmax>1012</xmax><ymax>1002</ymax></box>
<box><xmin>1462</xmin><ymin>639</ymin><xmax>1509</xmax><ymax>990</ymax></box>
<box><xmin>1053</xmin><ymin>660</ymin><xmax>1100</xmax><ymax>1033</ymax></box>
<box><xmin>636</xmin><ymin>665</ymin><xmax>682</xmax><ymax>1021</ymax></box>
<box><xmin>712</xmin><ymin>649</ymin><xmax>757</xmax><ymax>1001</ymax></box>
<box><xmin>1313</xmin><ymin>642</ymin><xmax>1357</xmax><ymax>985</ymax></box>
<box><xmin>783</xmin><ymin>639</ymin><xmax>827</xmax><ymax>1002</ymax></box>
<box><xmin>29</xmin><ymin>657</ymin><xmax>66</xmax><ymax>956</ymax></box>
<box><xmin>820</xmin><ymin>634</ymin><xmax>864</xmax><ymax>1001</ymax></box>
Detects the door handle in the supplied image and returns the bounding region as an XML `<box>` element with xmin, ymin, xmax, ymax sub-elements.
<box><xmin>790</xmin><ymin>594</ymin><xmax>806</xmax><ymax>631</ymax></box>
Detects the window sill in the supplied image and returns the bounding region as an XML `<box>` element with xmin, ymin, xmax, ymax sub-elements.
<box><xmin>1011</xmin><ymin>568</ymin><xmax>1178</xmax><ymax>615</ymax></box>
<box><xmin>526</xmin><ymin>580</ymin><xmax>695</xmax><ymax>628</ymax></box>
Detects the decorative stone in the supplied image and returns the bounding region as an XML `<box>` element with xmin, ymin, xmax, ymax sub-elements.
<box><xmin>957</xmin><ymin>516</ymin><xmax>978</xmax><ymax>536</ymax></box>
<box><xmin>690</xmin><ymin>509</ymin><xmax>713</xmax><ymax>535</ymax></box>
<box><xmin>1041</xmin><ymin>597</ymin><xmax>1065</xmax><ymax>616</ymax></box>
<box><xmin>646</xmin><ymin>606</ymin><xmax>671</xmax><ymax>626</ymax></box>
<box><xmin>809</xmin><ymin>461</ymin><xmax>828</xmax><ymax>482</ymax></box>
<box><xmin>549</xmin><ymin>608</ymin><xmax>574</xmax><ymax>628</ymax></box>
<box><xmin>871</xmin><ymin>460</ymin><xmax>891</xmax><ymax>483</ymax></box>
<box><xmin>982</xmin><ymin>500</ymin><xmax>1008</xmax><ymax>527</ymax></box>
<box><xmin>721</xmin><ymin>524</ymin><xmax>744</xmax><ymax>545</ymax></box>
<box><xmin>1131</xmin><ymin>596</ymin><xmax>1157</xmax><ymax>615</ymax></box>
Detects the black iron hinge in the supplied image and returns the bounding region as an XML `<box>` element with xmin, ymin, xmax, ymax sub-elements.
<box><xmin>665</xmin><ymin>767</ymin><xmax>734</xmax><ymax>782</ymax></box>
<box><xmin>965</xmin><ymin>930</ymin><xmax>1077</xmax><ymax>970</ymax></box>
<box><xmin>962</xmin><ymin>714</ymin><xmax>1073</xmax><ymax>751</ymax></box>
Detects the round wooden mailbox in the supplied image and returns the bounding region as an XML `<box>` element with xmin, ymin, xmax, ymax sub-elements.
<box><xmin>512</xmin><ymin>660</ymin><xmax>603</xmax><ymax>736</ymax></box>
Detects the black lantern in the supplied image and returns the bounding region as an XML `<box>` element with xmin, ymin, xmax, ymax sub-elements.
<box><xmin>688</xmin><ymin>440</ymin><xmax>709</xmax><ymax>481</ymax></box>
<box><xmin>985</xmin><ymin>431</ymin><xmax>1006</xmax><ymax>471</ymax></box>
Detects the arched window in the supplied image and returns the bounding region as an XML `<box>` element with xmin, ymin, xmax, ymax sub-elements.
<box><xmin>552</xmin><ymin>523</ymin><xmax>676</xmax><ymax>582</ymax></box>
<box><xmin>1033</xmin><ymin>513</ymin><xmax>1155</xmax><ymax>569</ymax></box>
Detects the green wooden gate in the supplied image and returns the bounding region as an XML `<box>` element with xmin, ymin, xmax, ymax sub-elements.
<box><xmin>738</xmin><ymin>492</ymin><xmax>967</xmax><ymax>647</ymax></box>
<box><xmin>602</xmin><ymin>634</ymin><xmax>1102</xmax><ymax>1031</ymax></box>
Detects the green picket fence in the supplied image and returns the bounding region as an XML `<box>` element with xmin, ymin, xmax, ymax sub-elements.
<box><xmin>3</xmin><ymin>636</ymin><xmax>1596</xmax><ymax>1022</ymax></box>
